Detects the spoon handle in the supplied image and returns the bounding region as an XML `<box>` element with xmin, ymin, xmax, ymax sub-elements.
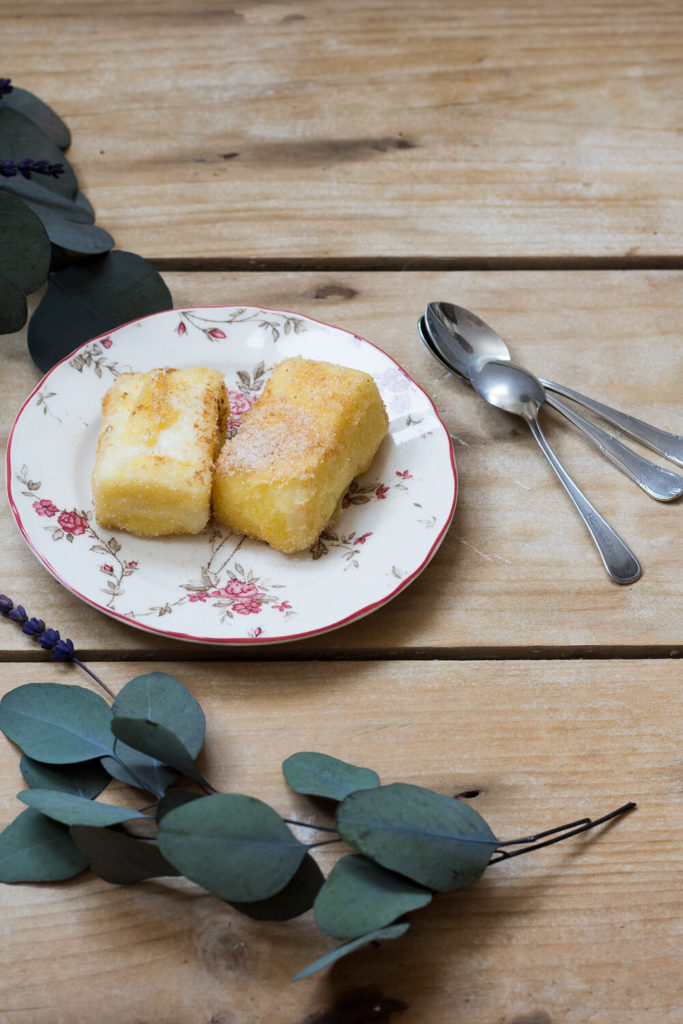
<box><xmin>526</xmin><ymin>416</ymin><xmax>642</xmax><ymax>584</ymax></box>
<box><xmin>541</xmin><ymin>380</ymin><xmax>683</xmax><ymax>468</ymax></box>
<box><xmin>545</xmin><ymin>395</ymin><xmax>683</xmax><ymax>502</ymax></box>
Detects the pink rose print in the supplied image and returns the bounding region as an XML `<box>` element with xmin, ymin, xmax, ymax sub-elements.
<box><xmin>57</xmin><ymin>510</ymin><xmax>89</xmax><ymax>536</ymax></box>
<box><xmin>210</xmin><ymin>580</ymin><xmax>260</xmax><ymax>600</ymax></box>
<box><xmin>100</xmin><ymin>336</ymin><xmax>113</xmax><ymax>350</ymax></box>
<box><xmin>356</xmin><ymin>532</ymin><xmax>373</xmax><ymax>545</ymax></box>
<box><xmin>33</xmin><ymin>498</ymin><xmax>58</xmax><ymax>518</ymax></box>
<box><xmin>189</xmin><ymin>592</ymin><xmax>209</xmax><ymax>603</ymax></box>
<box><xmin>228</xmin><ymin>391</ymin><xmax>255</xmax><ymax>416</ymax></box>
<box><xmin>208</xmin><ymin>328</ymin><xmax>226</xmax><ymax>340</ymax></box>
<box><xmin>274</xmin><ymin>600</ymin><xmax>292</xmax><ymax>612</ymax></box>
<box><xmin>176</xmin><ymin>321</ymin><xmax>187</xmax><ymax>335</ymax></box>
<box><xmin>375</xmin><ymin>484</ymin><xmax>390</xmax><ymax>500</ymax></box>
<box><xmin>126</xmin><ymin>561</ymin><xmax>138</xmax><ymax>569</ymax></box>
<box><xmin>396</xmin><ymin>470</ymin><xmax>413</xmax><ymax>480</ymax></box>
<box><xmin>232</xmin><ymin>598</ymin><xmax>262</xmax><ymax>615</ymax></box>
<box><xmin>101</xmin><ymin>564</ymin><xmax>114</xmax><ymax>574</ymax></box>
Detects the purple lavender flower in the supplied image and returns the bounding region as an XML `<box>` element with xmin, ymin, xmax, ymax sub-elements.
<box><xmin>0</xmin><ymin>595</ymin><xmax>114</xmax><ymax>697</ymax></box>
<box><xmin>52</xmin><ymin>637</ymin><xmax>75</xmax><ymax>661</ymax></box>
<box><xmin>22</xmin><ymin>617</ymin><xmax>46</xmax><ymax>637</ymax></box>
<box><xmin>37</xmin><ymin>628</ymin><xmax>61</xmax><ymax>650</ymax></box>
<box><xmin>0</xmin><ymin>158</ymin><xmax>65</xmax><ymax>180</ymax></box>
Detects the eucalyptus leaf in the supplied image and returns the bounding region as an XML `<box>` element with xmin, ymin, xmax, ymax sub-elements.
<box><xmin>0</xmin><ymin>174</ymin><xmax>114</xmax><ymax>254</ymax></box>
<box><xmin>292</xmin><ymin>923</ymin><xmax>410</xmax><ymax>982</ymax></box>
<box><xmin>18</xmin><ymin>789</ymin><xmax>146</xmax><ymax>827</ymax></box>
<box><xmin>336</xmin><ymin>783</ymin><xmax>499</xmax><ymax>892</ymax></box>
<box><xmin>0</xmin><ymin>107</ymin><xmax>77</xmax><ymax>197</ymax></box>
<box><xmin>101</xmin><ymin>751</ymin><xmax>174</xmax><ymax>799</ymax></box>
<box><xmin>0</xmin><ymin>807</ymin><xmax>88</xmax><ymax>882</ymax></box>
<box><xmin>157</xmin><ymin>793</ymin><xmax>308</xmax><ymax>903</ymax></box>
<box><xmin>0</xmin><ymin>683</ymin><xmax>114</xmax><ymax>764</ymax></box>
<box><xmin>27</xmin><ymin>251</ymin><xmax>173</xmax><ymax>372</ymax></box>
<box><xmin>283</xmin><ymin>752</ymin><xmax>380</xmax><ymax>801</ymax></box>
<box><xmin>1</xmin><ymin>86</ymin><xmax>71</xmax><ymax>149</ymax></box>
<box><xmin>110</xmin><ymin>718</ymin><xmax>212</xmax><ymax>792</ymax></box>
<box><xmin>156</xmin><ymin>789</ymin><xmax>204</xmax><ymax>819</ymax></box>
<box><xmin>229</xmin><ymin>853</ymin><xmax>325</xmax><ymax>921</ymax></box>
<box><xmin>0</xmin><ymin>193</ymin><xmax>52</xmax><ymax>293</ymax></box>
<box><xmin>313</xmin><ymin>854</ymin><xmax>432</xmax><ymax>940</ymax></box>
<box><xmin>21</xmin><ymin>754</ymin><xmax>110</xmax><ymax>799</ymax></box>
<box><xmin>0</xmin><ymin>193</ymin><xmax>51</xmax><ymax>333</ymax></box>
<box><xmin>103</xmin><ymin>673</ymin><xmax>205</xmax><ymax>797</ymax></box>
<box><xmin>69</xmin><ymin>825</ymin><xmax>179</xmax><ymax>885</ymax></box>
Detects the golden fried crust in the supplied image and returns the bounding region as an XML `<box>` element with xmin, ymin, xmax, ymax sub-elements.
<box><xmin>212</xmin><ymin>357</ymin><xmax>388</xmax><ymax>553</ymax></box>
<box><xmin>92</xmin><ymin>366</ymin><xmax>228</xmax><ymax>536</ymax></box>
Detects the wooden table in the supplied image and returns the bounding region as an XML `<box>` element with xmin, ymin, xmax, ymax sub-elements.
<box><xmin>1</xmin><ymin>3</ymin><xmax>681</xmax><ymax>1022</ymax></box>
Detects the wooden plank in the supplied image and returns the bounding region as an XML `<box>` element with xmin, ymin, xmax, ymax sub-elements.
<box><xmin>0</xmin><ymin>658</ymin><xmax>680</xmax><ymax>1023</ymax></box>
<box><xmin>3</xmin><ymin>0</ymin><xmax>682</xmax><ymax>261</ymax></box>
<box><xmin>2</xmin><ymin>270</ymin><xmax>681</xmax><ymax>656</ymax></box>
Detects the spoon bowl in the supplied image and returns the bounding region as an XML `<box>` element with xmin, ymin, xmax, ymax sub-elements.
<box><xmin>424</xmin><ymin>302</ymin><xmax>508</xmax><ymax>376</ymax></box>
<box><xmin>470</xmin><ymin>360</ymin><xmax>642</xmax><ymax>584</ymax></box>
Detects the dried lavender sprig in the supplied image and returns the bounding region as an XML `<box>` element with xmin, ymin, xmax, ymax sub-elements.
<box><xmin>0</xmin><ymin>595</ymin><xmax>115</xmax><ymax>699</ymax></box>
<box><xmin>0</xmin><ymin>78</ymin><xmax>12</xmax><ymax>98</ymax></box>
<box><xmin>1</xmin><ymin>157</ymin><xmax>65</xmax><ymax>180</ymax></box>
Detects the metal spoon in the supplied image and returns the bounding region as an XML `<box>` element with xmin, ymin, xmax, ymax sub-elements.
<box><xmin>469</xmin><ymin>359</ymin><xmax>642</xmax><ymax>585</ymax></box>
<box><xmin>425</xmin><ymin>302</ymin><xmax>683</xmax><ymax>468</ymax></box>
<box><xmin>421</xmin><ymin>309</ymin><xmax>683</xmax><ymax>501</ymax></box>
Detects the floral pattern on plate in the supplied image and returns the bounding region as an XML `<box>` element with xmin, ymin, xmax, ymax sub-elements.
<box><xmin>7</xmin><ymin>306</ymin><xmax>457</xmax><ymax>645</ymax></box>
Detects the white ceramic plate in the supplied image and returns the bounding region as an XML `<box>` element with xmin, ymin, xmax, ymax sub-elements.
<box><xmin>7</xmin><ymin>306</ymin><xmax>457</xmax><ymax>645</ymax></box>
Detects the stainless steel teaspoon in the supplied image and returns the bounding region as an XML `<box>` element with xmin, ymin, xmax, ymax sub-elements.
<box><xmin>469</xmin><ymin>359</ymin><xmax>642</xmax><ymax>585</ymax></box>
<box><xmin>420</xmin><ymin>308</ymin><xmax>683</xmax><ymax>501</ymax></box>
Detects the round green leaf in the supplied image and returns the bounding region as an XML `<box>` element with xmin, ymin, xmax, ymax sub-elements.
<box><xmin>0</xmin><ymin>192</ymin><xmax>51</xmax><ymax>292</ymax></box>
<box><xmin>110</xmin><ymin>717</ymin><xmax>211</xmax><ymax>792</ymax></box>
<box><xmin>0</xmin><ymin>273</ymin><xmax>28</xmax><ymax>336</ymax></box>
<box><xmin>230</xmin><ymin>853</ymin><xmax>325</xmax><ymax>921</ymax></box>
<box><xmin>27</xmin><ymin>250</ymin><xmax>173</xmax><ymax>372</ymax></box>
<box><xmin>1</xmin><ymin>86</ymin><xmax>71</xmax><ymax>149</ymax></box>
<box><xmin>69</xmin><ymin>825</ymin><xmax>179</xmax><ymax>885</ymax></box>
<box><xmin>283</xmin><ymin>752</ymin><xmax>380</xmax><ymax>801</ymax></box>
<box><xmin>291</xmin><ymin>923</ymin><xmax>410</xmax><ymax>982</ymax></box>
<box><xmin>0</xmin><ymin>173</ymin><xmax>113</xmax><ymax>253</ymax></box>
<box><xmin>113</xmin><ymin>674</ymin><xmax>205</xmax><ymax>754</ymax></box>
<box><xmin>336</xmin><ymin>783</ymin><xmax>499</xmax><ymax>892</ymax></box>
<box><xmin>103</xmin><ymin>673</ymin><xmax>205</xmax><ymax>796</ymax></box>
<box><xmin>0</xmin><ymin>807</ymin><xmax>88</xmax><ymax>882</ymax></box>
<box><xmin>0</xmin><ymin>683</ymin><xmax>114</xmax><ymax>764</ymax></box>
<box><xmin>0</xmin><ymin>193</ymin><xmax>51</xmax><ymax>333</ymax></box>
<box><xmin>20</xmin><ymin>754</ymin><xmax>110</xmax><ymax>799</ymax></box>
<box><xmin>158</xmin><ymin>793</ymin><xmax>308</xmax><ymax>902</ymax></box>
<box><xmin>0</xmin><ymin>107</ymin><xmax>77</xmax><ymax>197</ymax></box>
<box><xmin>314</xmin><ymin>854</ymin><xmax>432</xmax><ymax>939</ymax></box>
<box><xmin>18</xmin><ymin>789</ymin><xmax>145</xmax><ymax>827</ymax></box>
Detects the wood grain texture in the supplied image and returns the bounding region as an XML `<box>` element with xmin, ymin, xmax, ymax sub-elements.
<box><xmin>0</xmin><ymin>658</ymin><xmax>680</xmax><ymax>1024</ymax></box>
<box><xmin>3</xmin><ymin>0</ymin><xmax>682</xmax><ymax>262</ymax></box>
<box><xmin>2</xmin><ymin>270</ymin><xmax>681</xmax><ymax>657</ymax></box>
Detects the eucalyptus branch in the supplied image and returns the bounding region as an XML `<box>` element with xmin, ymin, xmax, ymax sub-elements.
<box><xmin>489</xmin><ymin>802</ymin><xmax>636</xmax><ymax>863</ymax></box>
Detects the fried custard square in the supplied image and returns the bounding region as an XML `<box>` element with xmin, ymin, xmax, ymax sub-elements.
<box><xmin>92</xmin><ymin>366</ymin><xmax>228</xmax><ymax>536</ymax></box>
<box><xmin>212</xmin><ymin>356</ymin><xmax>389</xmax><ymax>553</ymax></box>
